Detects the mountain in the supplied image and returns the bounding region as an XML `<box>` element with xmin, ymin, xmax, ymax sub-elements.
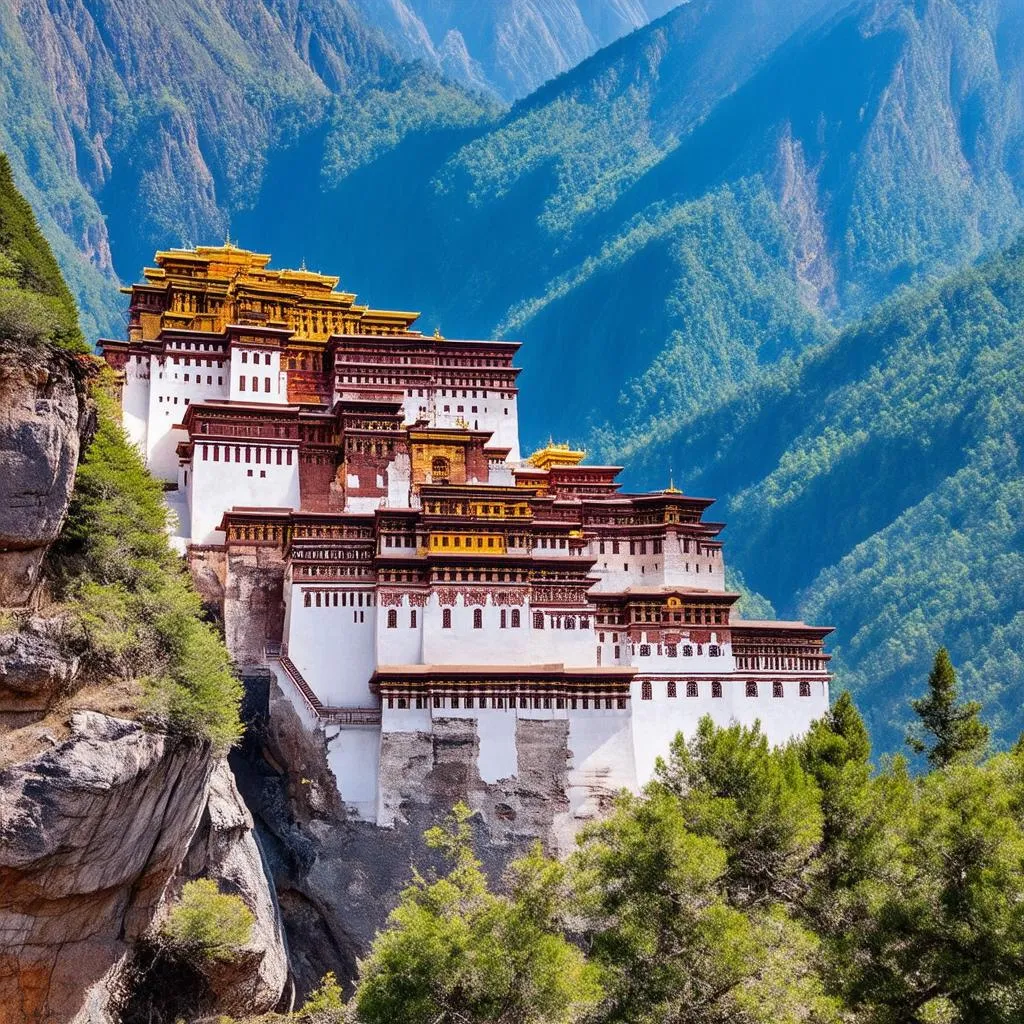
<box><xmin>352</xmin><ymin>0</ymin><xmax>682</xmax><ymax>101</ymax></box>
<box><xmin>0</xmin><ymin>0</ymin><xmax>496</xmax><ymax>339</ymax></box>
<box><xmin>227</xmin><ymin>0</ymin><xmax>1024</xmax><ymax>463</ymax></box>
<box><xmin>666</xmin><ymin>237</ymin><xmax>1024</xmax><ymax>751</ymax></box>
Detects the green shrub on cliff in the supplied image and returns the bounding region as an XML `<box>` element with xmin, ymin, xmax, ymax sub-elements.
<box><xmin>354</xmin><ymin>803</ymin><xmax>602</xmax><ymax>1024</ymax></box>
<box><xmin>49</xmin><ymin>375</ymin><xmax>242</xmax><ymax>748</ymax></box>
<box><xmin>0</xmin><ymin>152</ymin><xmax>86</xmax><ymax>354</ymax></box>
<box><xmin>161</xmin><ymin>879</ymin><xmax>254</xmax><ymax>963</ymax></box>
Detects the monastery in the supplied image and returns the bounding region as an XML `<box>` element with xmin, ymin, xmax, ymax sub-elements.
<box><xmin>101</xmin><ymin>243</ymin><xmax>832</xmax><ymax>836</ymax></box>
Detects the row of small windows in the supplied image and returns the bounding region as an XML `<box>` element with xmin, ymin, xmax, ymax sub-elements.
<box><xmin>238</xmin><ymin>376</ymin><xmax>274</xmax><ymax>393</ymax></box>
<box><xmin>303</xmin><ymin>590</ymin><xmax>376</xmax><ymax>607</ymax></box>
<box><xmin>386</xmin><ymin>694</ymin><xmax>626</xmax><ymax>711</ymax></box>
<box><xmin>639</xmin><ymin>680</ymin><xmax>813</xmax><ymax>699</ymax></box>
<box><xmin>239</xmin><ymin>351</ymin><xmax>273</xmax><ymax>365</ymax></box>
<box><xmin>166</xmin><ymin>355</ymin><xmax>225</xmax><ymax>366</ymax></box>
<box><xmin>200</xmin><ymin>444</ymin><xmax>293</xmax><ymax>465</ymax></box>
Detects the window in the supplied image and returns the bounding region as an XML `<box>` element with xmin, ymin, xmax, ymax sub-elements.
<box><xmin>239</xmin><ymin>376</ymin><xmax>246</xmax><ymax>391</ymax></box>
<box><xmin>533</xmin><ymin>611</ymin><xmax>544</xmax><ymax>630</ymax></box>
<box><xmin>252</xmin><ymin>376</ymin><xmax>258</xmax><ymax>392</ymax></box>
<box><xmin>265</xmin><ymin>377</ymin><xmax>271</xmax><ymax>392</ymax></box>
<box><xmin>564</xmin><ymin>617</ymin><xmax>575</xmax><ymax>630</ymax></box>
<box><xmin>500</xmin><ymin>609</ymin><xmax>507</xmax><ymax>628</ymax></box>
<box><xmin>473</xmin><ymin>608</ymin><xmax>482</xmax><ymax>629</ymax></box>
<box><xmin>432</xmin><ymin>456</ymin><xmax>450</xmax><ymax>483</ymax></box>
<box><xmin>667</xmin><ymin>681</ymin><xmax>677</xmax><ymax>698</ymax></box>
<box><xmin>442</xmin><ymin>608</ymin><xmax>452</xmax><ymax>629</ymax></box>
<box><xmin>746</xmin><ymin>681</ymin><xmax>758</xmax><ymax>698</ymax></box>
<box><xmin>641</xmin><ymin>681</ymin><xmax>652</xmax><ymax>700</ymax></box>
<box><xmin>686</xmin><ymin>680</ymin><xmax>699</xmax><ymax>698</ymax></box>
<box><xmin>712</xmin><ymin>681</ymin><xmax>723</xmax><ymax>698</ymax></box>
<box><xmin>709</xmin><ymin>644</ymin><xmax>722</xmax><ymax>658</ymax></box>
<box><xmin>639</xmin><ymin>644</ymin><xmax>651</xmax><ymax>657</ymax></box>
<box><xmin>799</xmin><ymin>681</ymin><xmax>811</xmax><ymax>697</ymax></box>
<box><xmin>666</xmin><ymin>644</ymin><xmax>678</xmax><ymax>658</ymax></box>
<box><xmin>241</xmin><ymin>351</ymin><xmax>248</xmax><ymax>364</ymax></box>
<box><xmin>773</xmin><ymin>681</ymin><xmax>784</xmax><ymax>698</ymax></box>
<box><xmin>682</xmin><ymin>645</ymin><xmax>694</xmax><ymax>657</ymax></box>
<box><xmin>511</xmin><ymin>609</ymin><xmax>520</xmax><ymax>628</ymax></box>
<box><xmin>410</xmin><ymin>609</ymin><xmax>417</xmax><ymax>628</ymax></box>
<box><xmin>387</xmin><ymin>609</ymin><xmax>397</xmax><ymax>629</ymax></box>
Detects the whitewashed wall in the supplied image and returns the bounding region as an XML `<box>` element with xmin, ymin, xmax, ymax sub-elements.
<box><xmin>629</xmin><ymin>677</ymin><xmax>830</xmax><ymax>786</ymax></box>
<box><xmin>188</xmin><ymin>440</ymin><xmax>300</xmax><ymax>543</ymax></box>
<box><xmin>145</xmin><ymin>349</ymin><xmax>229</xmax><ymax>481</ymax></box>
<box><xmin>326</xmin><ymin>725</ymin><xmax>381</xmax><ymax>821</ymax></box>
<box><xmin>284</xmin><ymin>584</ymin><xmax>377</xmax><ymax>706</ymax></box>
<box><xmin>228</xmin><ymin>347</ymin><xmax>287</xmax><ymax>404</ymax></box>
<box><xmin>420</xmin><ymin>595</ymin><xmax>595</xmax><ymax>667</ymax></box>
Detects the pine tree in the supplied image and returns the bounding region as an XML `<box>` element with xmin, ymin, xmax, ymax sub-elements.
<box><xmin>907</xmin><ymin>647</ymin><xmax>989</xmax><ymax>768</ymax></box>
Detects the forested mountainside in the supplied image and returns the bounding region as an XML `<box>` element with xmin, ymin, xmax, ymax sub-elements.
<box><xmin>666</xmin><ymin>238</ymin><xmax>1024</xmax><ymax>751</ymax></box>
<box><xmin>0</xmin><ymin>0</ymin><xmax>494</xmax><ymax>339</ymax></box>
<box><xmin>229</xmin><ymin>0</ymin><xmax>1024</xmax><ymax>459</ymax></box>
<box><xmin>352</xmin><ymin>0</ymin><xmax>680</xmax><ymax>101</ymax></box>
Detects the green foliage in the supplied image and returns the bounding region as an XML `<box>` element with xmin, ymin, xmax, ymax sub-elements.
<box><xmin>160</xmin><ymin>879</ymin><xmax>254</xmax><ymax>963</ymax></box>
<box><xmin>908</xmin><ymin>647</ymin><xmax>990</xmax><ymax>768</ymax></box>
<box><xmin>301</xmin><ymin>971</ymin><xmax>346</xmax><ymax>1016</ymax></box>
<box><xmin>653</xmin><ymin>719</ymin><xmax>823</xmax><ymax>905</ymax></box>
<box><xmin>0</xmin><ymin>152</ymin><xmax>86</xmax><ymax>353</ymax></box>
<box><xmin>353</xmin><ymin>803</ymin><xmax>602</xmax><ymax>1024</ymax></box>
<box><xmin>658</xmin><ymin>235</ymin><xmax>1024</xmax><ymax>752</ymax></box>
<box><xmin>49</xmin><ymin>376</ymin><xmax>242</xmax><ymax>749</ymax></box>
<box><xmin>345</xmin><ymin>698</ymin><xmax>1024</xmax><ymax>1024</ymax></box>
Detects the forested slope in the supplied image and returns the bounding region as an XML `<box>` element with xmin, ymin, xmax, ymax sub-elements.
<box><xmin>669</xmin><ymin>238</ymin><xmax>1024</xmax><ymax>750</ymax></box>
<box><xmin>0</xmin><ymin>0</ymin><xmax>495</xmax><ymax>338</ymax></box>
<box><xmin>232</xmin><ymin>0</ymin><xmax>1024</xmax><ymax>461</ymax></box>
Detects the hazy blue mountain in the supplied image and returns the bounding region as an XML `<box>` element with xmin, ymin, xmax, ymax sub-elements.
<box><xmin>353</xmin><ymin>0</ymin><xmax>682</xmax><ymax>101</ymax></box>
<box><xmin>0</xmin><ymin>0</ymin><xmax>495</xmax><ymax>338</ymax></box>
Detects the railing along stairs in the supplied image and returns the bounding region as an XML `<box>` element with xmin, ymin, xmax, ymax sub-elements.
<box><xmin>264</xmin><ymin>643</ymin><xmax>381</xmax><ymax>727</ymax></box>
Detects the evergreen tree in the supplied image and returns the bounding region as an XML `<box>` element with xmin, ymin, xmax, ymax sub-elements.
<box><xmin>353</xmin><ymin>803</ymin><xmax>601</xmax><ymax>1024</ymax></box>
<box><xmin>907</xmin><ymin>647</ymin><xmax>989</xmax><ymax>768</ymax></box>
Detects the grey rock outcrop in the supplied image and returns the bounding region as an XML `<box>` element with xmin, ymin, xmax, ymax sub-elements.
<box><xmin>179</xmin><ymin>760</ymin><xmax>290</xmax><ymax>1015</ymax></box>
<box><xmin>0</xmin><ymin>348</ymin><xmax>89</xmax><ymax>607</ymax></box>
<box><xmin>0</xmin><ymin>616</ymin><xmax>79</xmax><ymax>713</ymax></box>
<box><xmin>0</xmin><ymin>711</ymin><xmax>290</xmax><ymax>1024</ymax></box>
<box><xmin>0</xmin><ymin>712</ymin><xmax>214</xmax><ymax>1024</ymax></box>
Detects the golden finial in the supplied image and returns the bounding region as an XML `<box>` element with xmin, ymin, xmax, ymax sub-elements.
<box><xmin>433</xmin><ymin>326</ymin><xmax>443</xmax><ymax>340</ymax></box>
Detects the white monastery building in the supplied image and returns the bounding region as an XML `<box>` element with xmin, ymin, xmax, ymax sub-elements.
<box><xmin>102</xmin><ymin>244</ymin><xmax>832</xmax><ymax>835</ymax></box>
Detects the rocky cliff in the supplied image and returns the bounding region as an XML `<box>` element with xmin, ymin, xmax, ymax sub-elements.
<box><xmin>0</xmin><ymin>168</ymin><xmax>288</xmax><ymax>1023</ymax></box>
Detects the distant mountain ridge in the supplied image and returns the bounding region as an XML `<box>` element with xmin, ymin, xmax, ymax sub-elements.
<box><xmin>671</xmin><ymin>236</ymin><xmax>1024</xmax><ymax>751</ymax></box>
<box><xmin>0</xmin><ymin>0</ymin><xmax>495</xmax><ymax>338</ymax></box>
<box><xmin>352</xmin><ymin>0</ymin><xmax>682</xmax><ymax>101</ymax></box>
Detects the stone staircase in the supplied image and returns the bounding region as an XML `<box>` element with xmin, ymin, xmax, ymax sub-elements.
<box><xmin>265</xmin><ymin>644</ymin><xmax>381</xmax><ymax>726</ymax></box>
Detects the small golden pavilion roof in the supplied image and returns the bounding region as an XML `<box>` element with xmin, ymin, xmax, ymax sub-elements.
<box><xmin>527</xmin><ymin>442</ymin><xmax>587</xmax><ymax>471</ymax></box>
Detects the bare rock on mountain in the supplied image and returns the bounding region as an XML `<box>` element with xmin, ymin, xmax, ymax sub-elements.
<box><xmin>179</xmin><ymin>760</ymin><xmax>290</xmax><ymax>1016</ymax></box>
<box><xmin>0</xmin><ymin>617</ymin><xmax>79</xmax><ymax>714</ymax></box>
<box><xmin>0</xmin><ymin>712</ymin><xmax>214</xmax><ymax>1024</ymax></box>
<box><xmin>0</xmin><ymin>349</ymin><xmax>88</xmax><ymax>607</ymax></box>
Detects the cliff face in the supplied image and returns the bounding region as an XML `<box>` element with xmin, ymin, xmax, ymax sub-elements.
<box><xmin>0</xmin><ymin>713</ymin><xmax>214</xmax><ymax>1023</ymax></box>
<box><xmin>0</xmin><ymin>346</ymin><xmax>89</xmax><ymax>606</ymax></box>
<box><xmin>232</xmin><ymin>676</ymin><xmax>603</xmax><ymax>997</ymax></box>
<box><xmin>0</xmin><ymin>714</ymin><xmax>289</xmax><ymax>1024</ymax></box>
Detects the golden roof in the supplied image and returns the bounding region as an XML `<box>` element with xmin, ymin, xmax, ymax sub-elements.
<box><xmin>527</xmin><ymin>442</ymin><xmax>586</xmax><ymax>471</ymax></box>
<box><xmin>126</xmin><ymin>242</ymin><xmax>421</xmax><ymax>342</ymax></box>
